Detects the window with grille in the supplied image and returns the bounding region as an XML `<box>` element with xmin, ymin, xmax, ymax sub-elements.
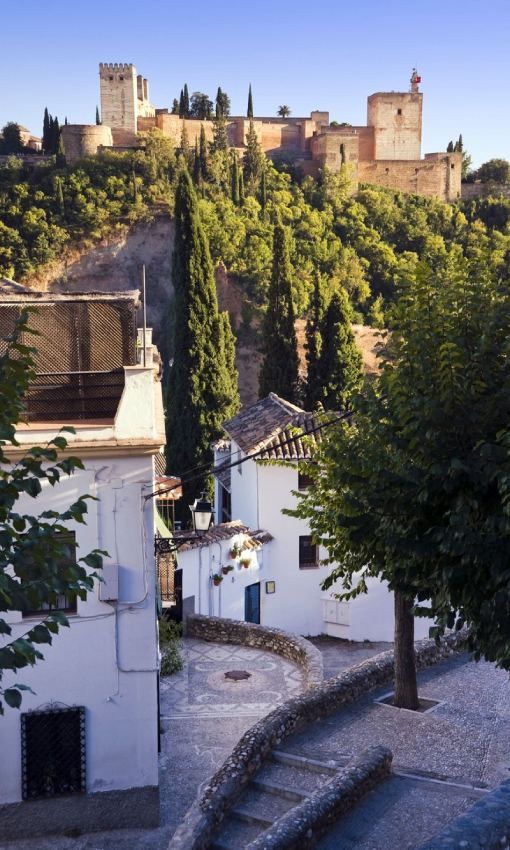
<box><xmin>21</xmin><ymin>706</ymin><xmax>86</xmax><ymax>799</ymax></box>
<box><xmin>298</xmin><ymin>469</ymin><xmax>314</xmax><ymax>490</ymax></box>
<box><xmin>22</xmin><ymin>531</ymin><xmax>78</xmax><ymax>618</ymax></box>
<box><xmin>299</xmin><ymin>535</ymin><xmax>319</xmax><ymax>569</ymax></box>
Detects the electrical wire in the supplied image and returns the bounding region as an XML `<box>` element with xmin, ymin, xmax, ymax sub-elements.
<box><xmin>145</xmin><ymin>411</ymin><xmax>349</xmax><ymax>502</ymax></box>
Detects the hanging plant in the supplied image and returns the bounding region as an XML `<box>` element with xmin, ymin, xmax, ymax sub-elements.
<box><xmin>240</xmin><ymin>556</ymin><xmax>251</xmax><ymax>569</ymax></box>
<box><xmin>221</xmin><ymin>565</ymin><xmax>234</xmax><ymax>576</ymax></box>
<box><xmin>212</xmin><ymin>573</ymin><xmax>223</xmax><ymax>586</ymax></box>
<box><xmin>229</xmin><ymin>542</ymin><xmax>243</xmax><ymax>560</ymax></box>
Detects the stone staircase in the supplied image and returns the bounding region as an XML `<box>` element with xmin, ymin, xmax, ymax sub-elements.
<box><xmin>210</xmin><ymin>749</ymin><xmax>348</xmax><ymax>850</ymax></box>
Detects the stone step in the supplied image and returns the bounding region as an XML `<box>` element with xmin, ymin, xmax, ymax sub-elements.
<box><xmin>256</xmin><ymin>755</ymin><xmax>337</xmax><ymax>798</ymax></box>
<box><xmin>271</xmin><ymin>748</ymin><xmax>345</xmax><ymax>775</ymax></box>
<box><xmin>231</xmin><ymin>786</ymin><xmax>295</xmax><ymax>827</ymax></box>
<box><xmin>251</xmin><ymin>774</ymin><xmax>311</xmax><ymax>802</ymax></box>
<box><xmin>209</xmin><ymin>815</ymin><xmax>263</xmax><ymax>850</ymax></box>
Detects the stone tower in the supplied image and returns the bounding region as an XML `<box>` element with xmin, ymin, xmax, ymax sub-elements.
<box><xmin>367</xmin><ymin>70</ymin><xmax>423</xmax><ymax>161</ymax></box>
<box><xmin>99</xmin><ymin>63</ymin><xmax>138</xmax><ymax>143</ymax></box>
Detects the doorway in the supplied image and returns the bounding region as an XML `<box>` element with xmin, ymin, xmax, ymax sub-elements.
<box><xmin>244</xmin><ymin>582</ymin><xmax>261</xmax><ymax>624</ymax></box>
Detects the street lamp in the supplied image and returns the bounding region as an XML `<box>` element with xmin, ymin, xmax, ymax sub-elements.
<box><xmin>155</xmin><ymin>492</ymin><xmax>213</xmax><ymax>555</ymax></box>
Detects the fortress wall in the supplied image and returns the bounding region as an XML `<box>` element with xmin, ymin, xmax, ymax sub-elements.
<box><xmin>356</xmin><ymin>126</ymin><xmax>375</xmax><ymax>161</ymax></box>
<box><xmin>153</xmin><ymin>114</ymin><xmax>216</xmax><ymax>146</ymax></box>
<box><xmin>359</xmin><ymin>153</ymin><xmax>461</xmax><ymax>202</ymax></box>
<box><xmin>137</xmin><ymin>117</ymin><xmax>157</xmax><ymax>132</ymax></box>
<box><xmin>311</xmin><ymin>132</ymin><xmax>359</xmax><ymax>175</ymax></box>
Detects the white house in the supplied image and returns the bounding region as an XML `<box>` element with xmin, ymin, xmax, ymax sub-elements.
<box><xmin>178</xmin><ymin>393</ymin><xmax>431</xmax><ymax>642</ymax></box>
<box><xmin>0</xmin><ymin>290</ymin><xmax>164</xmax><ymax>840</ymax></box>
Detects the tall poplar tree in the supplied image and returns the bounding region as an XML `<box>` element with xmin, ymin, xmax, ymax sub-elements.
<box><xmin>259</xmin><ymin>222</ymin><xmax>299</xmax><ymax>402</ymax></box>
<box><xmin>313</xmin><ymin>289</ymin><xmax>363</xmax><ymax>410</ymax></box>
<box><xmin>247</xmin><ymin>84</ymin><xmax>254</xmax><ymax>118</ymax></box>
<box><xmin>304</xmin><ymin>271</ymin><xmax>327</xmax><ymax>409</ymax></box>
<box><xmin>166</xmin><ymin>169</ymin><xmax>239</xmax><ymax>509</ymax></box>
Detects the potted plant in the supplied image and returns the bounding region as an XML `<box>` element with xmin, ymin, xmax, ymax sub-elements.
<box><xmin>229</xmin><ymin>542</ymin><xmax>243</xmax><ymax>560</ymax></box>
<box><xmin>212</xmin><ymin>573</ymin><xmax>223</xmax><ymax>586</ymax></box>
<box><xmin>240</xmin><ymin>556</ymin><xmax>251</xmax><ymax>569</ymax></box>
<box><xmin>221</xmin><ymin>565</ymin><xmax>234</xmax><ymax>576</ymax></box>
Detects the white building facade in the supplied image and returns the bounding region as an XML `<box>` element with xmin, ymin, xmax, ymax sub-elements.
<box><xmin>179</xmin><ymin>393</ymin><xmax>430</xmax><ymax>642</ymax></box>
<box><xmin>0</xmin><ymin>291</ymin><xmax>164</xmax><ymax>840</ymax></box>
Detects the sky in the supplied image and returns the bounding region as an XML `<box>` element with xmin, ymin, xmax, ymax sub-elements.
<box><xmin>1</xmin><ymin>0</ymin><xmax>509</xmax><ymax>168</ymax></box>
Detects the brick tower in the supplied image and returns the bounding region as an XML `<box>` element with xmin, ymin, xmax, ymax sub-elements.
<box><xmin>99</xmin><ymin>63</ymin><xmax>138</xmax><ymax>144</ymax></box>
<box><xmin>367</xmin><ymin>70</ymin><xmax>423</xmax><ymax>161</ymax></box>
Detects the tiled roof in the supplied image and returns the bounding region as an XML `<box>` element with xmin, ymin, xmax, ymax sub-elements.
<box><xmin>222</xmin><ymin>393</ymin><xmax>323</xmax><ymax>460</ymax></box>
<box><xmin>211</xmin><ymin>437</ymin><xmax>231</xmax><ymax>451</ymax></box>
<box><xmin>174</xmin><ymin>520</ymin><xmax>272</xmax><ymax>552</ymax></box>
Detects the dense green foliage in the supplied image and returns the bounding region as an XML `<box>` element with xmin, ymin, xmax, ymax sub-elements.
<box><xmin>308</xmin><ymin>289</ymin><xmax>363</xmax><ymax>410</ymax></box>
<box><xmin>292</xmin><ymin>261</ymin><xmax>510</xmax><ymax>672</ymax></box>
<box><xmin>476</xmin><ymin>158</ymin><xmax>510</xmax><ymax>184</ymax></box>
<box><xmin>159</xmin><ymin>618</ymin><xmax>183</xmax><ymax>675</ymax></box>
<box><xmin>2</xmin><ymin>126</ymin><xmax>510</xmax><ymax>340</ymax></box>
<box><xmin>0</xmin><ymin>312</ymin><xmax>104</xmax><ymax>713</ymax></box>
<box><xmin>259</xmin><ymin>222</ymin><xmax>299</xmax><ymax>401</ymax></box>
<box><xmin>165</xmin><ymin>170</ymin><xmax>239</xmax><ymax>509</ymax></box>
<box><xmin>0</xmin><ymin>123</ymin><xmax>24</xmax><ymax>155</ymax></box>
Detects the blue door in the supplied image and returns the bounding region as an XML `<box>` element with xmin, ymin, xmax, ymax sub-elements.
<box><xmin>245</xmin><ymin>582</ymin><xmax>260</xmax><ymax>624</ymax></box>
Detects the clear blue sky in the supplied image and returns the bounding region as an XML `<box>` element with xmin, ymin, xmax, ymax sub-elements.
<box><xmin>2</xmin><ymin>0</ymin><xmax>509</xmax><ymax>167</ymax></box>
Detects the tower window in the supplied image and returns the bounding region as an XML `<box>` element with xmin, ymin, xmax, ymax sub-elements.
<box><xmin>397</xmin><ymin>108</ymin><xmax>402</xmax><ymax>116</ymax></box>
<box><xmin>119</xmin><ymin>76</ymin><xmax>124</xmax><ymax>81</ymax></box>
<box><xmin>109</xmin><ymin>76</ymin><xmax>114</xmax><ymax>81</ymax></box>
<box><xmin>451</xmin><ymin>164</ymin><xmax>455</xmax><ymax>170</ymax></box>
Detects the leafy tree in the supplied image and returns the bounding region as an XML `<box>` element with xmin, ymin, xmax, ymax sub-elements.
<box><xmin>292</xmin><ymin>259</ymin><xmax>510</xmax><ymax>709</ymax></box>
<box><xmin>215</xmin><ymin>87</ymin><xmax>231</xmax><ymax>119</ymax></box>
<box><xmin>0</xmin><ymin>123</ymin><xmax>24</xmax><ymax>155</ymax></box>
<box><xmin>368</xmin><ymin>293</ymin><xmax>385</xmax><ymax>328</ymax></box>
<box><xmin>244</xmin><ymin>121</ymin><xmax>263</xmax><ymax>184</ymax></box>
<box><xmin>477</xmin><ymin>158</ymin><xmax>510</xmax><ymax>184</ymax></box>
<box><xmin>259</xmin><ymin>221</ymin><xmax>299</xmax><ymax>401</ymax></box>
<box><xmin>0</xmin><ymin>312</ymin><xmax>104</xmax><ymax>713</ymax></box>
<box><xmin>304</xmin><ymin>271</ymin><xmax>327</xmax><ymax>409</ymax></box>
<box><xmin>166</xmin><ymin>169</ymin><xmax>239</xmax><ymax>509</ymax></box>
<box><xmin>312</xmin><ymin>289</ymin><xmax>363</xmax><ymax>409</ymax></box>
<box><xmin>190</xmin><ymin>92</ymin><xmax>213</xmax><ymax>121</ymax></box>
<box><xmin>96</xmin><ymin>106</ymin><xmax>101</xmax><ymax>125</ymax></box>
<box><xmin>277</xmin><ymin>105</ymin><xmax>291</xmax><ymax>118</ymax></box>
<box><xmin>247</xmin><ymin>84</ymin><xmax>254</xmax><ymax>119</ymax></box>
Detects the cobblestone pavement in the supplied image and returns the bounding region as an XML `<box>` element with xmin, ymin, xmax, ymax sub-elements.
<box><xmin>2</xmin><ymin>638</ymin><xmax>305</xmax><ymax>850</ymax></box>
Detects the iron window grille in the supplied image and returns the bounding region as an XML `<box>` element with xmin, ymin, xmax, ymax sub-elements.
<box><xmin>22</xmin><ymin>531</ymin><xmax>78</xmax><ymax>618</ymax></box>
<box><xmin>299</xmin><ymin>535</ymin><xmax>319</xmax><ymax>569</ymax></box>
<box><xmin>298</xmin><ymin>470</ymin><xmax>314</xmax><ymax>490</ymax></box>
<box><xmin>21</xmin><ymin>706</ymin><xmax>86</xmax><ymax>800</ymax></box>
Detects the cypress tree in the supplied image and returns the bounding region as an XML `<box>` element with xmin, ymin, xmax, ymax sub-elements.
<box><xmin>259</xmin><ymin>222</ymin><xmax>299</xmax><ymax>401</ymax></box>
<box><xmin>218</xmin><ymin>311</ymin><xmax>240</xmax><ymax>414</ymax></box>
<box><xmin>231</xmin><ymin>153</ymin><xmax>240</xmax><ymax>205</ymax></box>
<box><xmin>166</xmin><ymin>169</ymin><xmax>239</xmax><ymax>510</ymax></box>
<box><xmin>193</xmin><ymin>139</ymin><xmax>201</xmax><ymax>185</ymax></box>
<box><xmin>212</xmin><ymin>115</ymin><xmax>228</xmax><ymax>152</ymax></box>
<box><xmin>180</xmin><ymin>123</ymin><xmax>191</xmax><ymax>167</ymax></box>
<box><xmin>199</xmin><ymin>124</ymin><xmax>208</xmax><ymax>179</ymax></box>
<box><xmin>171</xmin><ymin>98</ymin><xmax>180</xmax><ymax>115</ymax></box>
<box><xmin>56</xmin><ymin>132</ymin><xmax>66</xmax><ymax>168</ymax></box>
<box><xmin>43</xmin><ymin>108</ymin><xmax>50</xmax><ymax>153</ymax></box>
<box><xmin>304</xmin><ymin>271</ymin><xmax>327</xmax><ymax>409</ymax></box>
<box><xmin>215</xmin><ymin>86</ymin><xmax>223</xmax><ymax>119</ymax></box>
<box><xmin>244</xmin><ymin>121</ymin><xmax>263</xmax><ymax>182</ymax></box>
<box><xmin>54</xmin><ymin>176</ymin><xmax>65</xmax><ymax>216</ymax></box>
<box><xmin>64</xmin><ymin>116</ymin><xmax>68</xmax><ymax>125</ymax></box>
<box><xmin>247</xmin><ymin>83</ymin><xmax>254</xmax><ymax>119</ymax></box>
<box><xmin>238</xmin><ymin>169</ymin><xmax>245</xmax><ymax>203</ymax></box>
<box><xmin>183</xmin><ymin>84</ymin><xmax>190</xmax><ymax>118</ymax></box>
<box><xmin>259</xmin><ymin>167</ymin><xmax>267</xmax><ymax>214</ymax></box>
<box><xmin>96</xmin><ymin>106</ymin><xmax>101</xmax><ymax>125</ymax></box>
<box><xmin>179</xmin><ymin>89</ymin><xmax>185</xmax><ymax>117</ymax></box>
<box><xmin>447</xmin><ymin>140</ymin><xmax>454</xmax><ymax>153</ymax></box>
<box><xmin>314</xmin><ymin>289</ymin><xmax>363</xmax><ymax>410</ymax></box>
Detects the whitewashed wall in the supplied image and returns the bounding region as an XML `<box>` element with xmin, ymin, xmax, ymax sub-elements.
<box><xmin>0</xmin><ymin>453</ymin><xmax>159</xmax><ymax>806</ymax></box>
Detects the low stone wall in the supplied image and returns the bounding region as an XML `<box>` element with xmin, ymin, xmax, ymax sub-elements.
<box><xmin>246</xmin><ymin>745</ymin><xmax>392</xmax><ymax>850</ymax></box>
<box><xmin>170</xmin><ymin>630</ymin><xmax>466</xmax><ymax>850</ymax></box>
<box><xmin>417</xmin><ymin>779</ymin><xmax>510</xmax><ymax>850</ymax></box>
<box><xmin>185</xmin><ymin>614</ymin><xmax>324</xmax><ymax>689</ymax></box>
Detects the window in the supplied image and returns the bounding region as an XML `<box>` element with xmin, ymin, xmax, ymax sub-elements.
<box><xmin>397</xmin><ymin>108</ymin><xmax>402</xmax><ymax>115</ymax></box>
<box><xmin>21</xmin><ymin>706</ymin><xmax>86</xmax><ymax>800</ymax></box>
<box><xmin>22</xmin><ymin>531</ymin><xmax>78</xmax><ymax>618</ymax></box>
<box><xmin>220</xmin><ymin>485</ymin><xmax>231</xmax><ymax>523</ymax></box>
<box><xmin>451</xmin><ymin>163</ymin><xmax>455</xmax><ymax>170</ymax></box>
<box><xmin>299</xmin><ymin>535</ymin><xmax>319</xmax><ymax>569</ymax></box>
<box><xmin>298</xmin><ymin>469</ymin><xmax>314</xmax><ymax>490</ymax></box>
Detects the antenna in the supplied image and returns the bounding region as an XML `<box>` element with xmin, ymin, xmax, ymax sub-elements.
<box><xmin>142</xmin><ymin>264</ymin><xmax>147</xmax><ymax>368</ymax></box>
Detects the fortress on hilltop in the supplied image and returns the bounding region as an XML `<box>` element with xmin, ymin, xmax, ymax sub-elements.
<box><xmin>62</xmin><ymin>64</ymin><xmax>461</xmax><ymax>202</ymax></box>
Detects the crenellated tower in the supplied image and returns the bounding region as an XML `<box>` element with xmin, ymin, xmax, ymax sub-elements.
<box><xmin>367</xmin><ymin>69</ymin><xmax>423</xmax><ymax>161</ymax></box>
<box><xmin>99</xmin><ymin>62</ymin><xmax>138</xmax><ymax>142</ymax></box>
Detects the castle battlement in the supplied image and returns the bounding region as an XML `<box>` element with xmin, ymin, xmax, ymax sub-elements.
<box><xmin>99</xmin><ymin>62</ymin><xmax>135</xmax><ymax>74</ymax></box>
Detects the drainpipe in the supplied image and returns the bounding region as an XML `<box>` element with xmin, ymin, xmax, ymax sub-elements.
<box><xmin>198</xmin><ymin>547</ymin><xmax>203</xmax><ymax>614</ymax></box>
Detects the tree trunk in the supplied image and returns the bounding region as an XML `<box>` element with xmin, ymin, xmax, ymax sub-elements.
<box><xmin>393</xmin><ymin>591</ymin><xmax>419</xmax><ymax>710</ymax></box>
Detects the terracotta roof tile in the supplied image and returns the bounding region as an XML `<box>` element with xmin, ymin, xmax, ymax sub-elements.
<box><xmin>223</xmin><ymin>393</ymin><xmax>322</xmax><ymax>460</ymax></box>
<box><xmin>174</xmin><ymin>520</ymin><xmax>272</xmax><ymax>552</ymax></box>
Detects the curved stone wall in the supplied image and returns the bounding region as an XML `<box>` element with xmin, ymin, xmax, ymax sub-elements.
<box><xmin>417</xmin><ymin>780</ymin><xmax>510</xmax><ymax>850</ymax></box>
<box><xmin>62</xmin><ymin>124</ymin><xmax>113</xmax><ymax>165</ymax></box>
<box><xmin>185</xmin><ymin>614</ymin><xmax>324</xmax><ymax>689</ymax></box>
<box><xmin>171</xmin><ymin>629</ymin><xmax>467</xmax><ymax>850</ymax></box>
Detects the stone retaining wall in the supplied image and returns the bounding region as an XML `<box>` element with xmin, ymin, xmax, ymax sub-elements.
<box><xmin>246</xmin><ymin>745</ymin><xmax>392</xmax><ymax>850</ymax></box>
<box><xmin>417</xmin><ymin>779</ymin><xmax>510</xmax><ymax>850</ymax></box>
<box><xmin>185</xmin><ymin>614</ymin><xmax>324</xmax><ymax>689</ymax></box>
<box><xmin>170</xmin><ymin>630</ymin><xmax>466</xmax><ymax>850</ymax></box>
